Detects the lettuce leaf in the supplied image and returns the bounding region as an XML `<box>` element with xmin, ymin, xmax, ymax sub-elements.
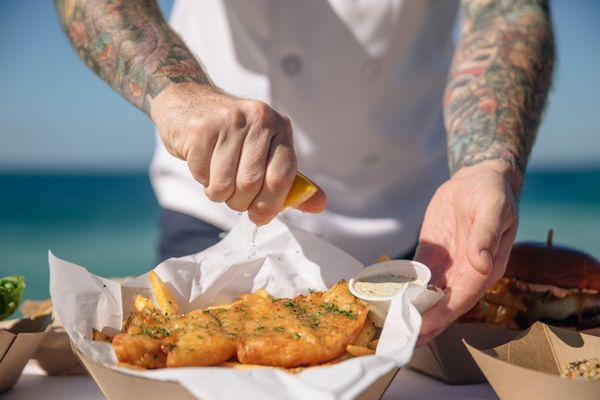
<box><xmin>0</xmin><ymin>275</ymin><xmax>25</xmax><ymax>321</ymax></box>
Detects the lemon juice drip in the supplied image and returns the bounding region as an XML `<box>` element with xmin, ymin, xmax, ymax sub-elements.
<box><xmin>249</xmin><ymin>225</ymin><xmax>258</xmax><ymax>257</ymax></box>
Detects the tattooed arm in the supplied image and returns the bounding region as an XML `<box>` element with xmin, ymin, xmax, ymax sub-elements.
<box><xmin>415</xmin><ymin>0</ymin><xmax>555</xmax><ymax>344</ymax></box>
<box><xmin>444</xmin><ymin>0</ymin><xmax>555</xmax><ymax>190</ymax></box>
<box><xmin>54</xmin><ymin>0</ymin><xmax>324</xmax><ymax>222</ymax></box>
<box><xmin>54</xmin><ymin>0</ymin><xmax>208</xmax><ymax>113</ymax></box>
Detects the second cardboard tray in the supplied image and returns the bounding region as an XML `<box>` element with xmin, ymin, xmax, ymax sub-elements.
<box><xmin>465</xmin><ymin>322</ymin><xmax>600</xmax><ymax>400</ymax></box>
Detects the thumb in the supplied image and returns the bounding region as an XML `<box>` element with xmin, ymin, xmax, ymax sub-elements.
<box><xmin>467</xmin><ymin>200</ymin><xmax>505</xmax><ymax>276</ymax></box>
<box><xmin>296</xmin><ymin>187</ymin><xmax>327</xmax><ymax>213</ymax></box>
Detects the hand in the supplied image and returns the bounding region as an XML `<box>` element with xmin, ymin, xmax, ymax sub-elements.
<box><xmin>150</xmin><ymin>83</ymin><xmax>326</xmax><ymax>225</ymax></box>
<box><xmin>414</xmin><ymin>161</ymin><xmax>519</xmax><ymax>345</ymax></box>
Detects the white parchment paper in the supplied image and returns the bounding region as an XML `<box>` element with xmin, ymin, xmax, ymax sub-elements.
<box><xmin>49</xmin><ymin>216</ymin><xmax>442</xmax><ymax>400</ymax></box>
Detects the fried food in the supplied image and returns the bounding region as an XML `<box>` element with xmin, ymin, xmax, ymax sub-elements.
<box><xmin>115</xmin><ymin>307</ymin><xmax>236</xmax><ymax>368</ymax></box>
<box><xmin>346</xmin><ymin>345</ymin><xmax>375</xmax><ymax>357</ymax></box>
<box><xmin>134</xmin><ymin>295</ymin><xmax>155</xmax><ymax>313</ymax></box>
<box><xmin>112</xmin><ymin>332</ymin><xmax>167</xmax><ymax>369</ymax></box>
<box><xmin>148</xmin><ymin>271</ymin><xmax>179</xmax><ymax>316</ymax></box>
<box><xmin>352</xmin><ymin>314</ymin><xmax>376</xmax><ymax>347</ymax></box>
<box><xmin>104</xmin><ymin>278</ymin><xmax>371</xmax><ymax>370</ymax></box>
<box><xmin>461</xmin><ymin>233</ymin><xmax>600</xmax><ymax>330</ymax></box>
<box><xmin>209</xmin><ymin>281</ymin><xmax>369</xmax><ymax>367</ymax></box>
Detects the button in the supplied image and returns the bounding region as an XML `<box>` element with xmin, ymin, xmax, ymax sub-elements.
<box><xmin>281</xmin><ymin>53</ymin><xmax>302</xmax><ymax>76</ymax></box>
<box><xmin>363</xmin><ymin>59</ymin><xmax>381</xmax><ymax>79</ymax></box>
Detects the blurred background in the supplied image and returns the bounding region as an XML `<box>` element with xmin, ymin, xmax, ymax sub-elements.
<box><xmin>0</xmin><ymin>1</ymin><xmax>598</xmax><ymax>300</ymax></box>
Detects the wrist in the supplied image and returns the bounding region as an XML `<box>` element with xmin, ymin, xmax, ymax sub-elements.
<box><xmin>452</xmin><ymin>160</ymin><xmax>523</xmax><ymax>197</ymax></box>
<box><xmin>150</xmin><ymin>82</ymin><xmax>217</xmax><ymax>122</ymax></box>
<box><xmin>149</xmin><ymin>82</ymin><xmax>221</xmax><ymax>158</ymax></box>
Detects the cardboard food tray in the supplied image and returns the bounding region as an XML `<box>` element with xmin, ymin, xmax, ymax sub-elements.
<box><xmin>34</xmin><ymin>326</ymin><xmax>86</xmax><ymax>375</ymax></box>
<box><xmin>408</xmin><ymin>322</ymin><xmax>521</xmax><ymax>384</ymax></box>
<box><xmin>72</xmin><ymin>343</ymin><xmax>399</xmax><ymax>400</ymax></box>
<box><xmin>465</xmin><ymin>322</ymin><xmax>600</xmax><ymax>400</ymax></box>
<box><xmin>19</xmin><ymin>299</ymin><xmax>86</xmax><ymax>375</ymax></box>
<box><xmin>0</xmin><ymin>312</ymin><xmax>53</xmax><ymax>392</ymax></box>
<box><xmin>409</xmin><ymin>322</ymin><xmax>600</xmax><ymax>384</ymax></box>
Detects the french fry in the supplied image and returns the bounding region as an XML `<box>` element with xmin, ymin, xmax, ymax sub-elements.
<box><xmin>351</xmin><ymin>314</ymin><xmax>376</xmax><ymax>346</ymax></box>
<box><xmin>134</xmin><ymin>294</ymin><xmax>155</xmax><ymax>313</ymax></box>
<box><xmin>148</xmin><ymin>271</ymin><xmax>179</xmax><ymax>316</ymax></box>
<box><xmin>346</xmin><ymin>344</ymin><xmax>375</xmax><ymax>357</ymax></box>
<box><xmin>255</xmin><ymin>288</ymin><xmax>270</xmax><ymax>299</ymax></box>
<box><xmin>369</xmin><ymin>339</ymin><xmax>379</xmax><ymax>350</ymax></box>
<box><xmin>92</xmin><ymin>328</ymin><xmax>113</xmax><ymax>343</ymax></box>
<box><xmin>375</xmin><ymin>254</ymin><xmax>391</xmax><ymax>263</ymax></box>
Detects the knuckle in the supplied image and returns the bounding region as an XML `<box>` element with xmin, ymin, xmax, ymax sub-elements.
<box><xmin>186</xmin><ymin>157</ymin><xmax>208</xmax><ymax>185</ymax></box>
<box><xmin>205</xmin><ymin>181</ymin><xmax>234</xmax><ymax>202</ymax></box>
<box><xmin>266</xmin><ymin>174</ymin><xmax>289</xmax><ymax>191</ymax></box>
<box><xmin>279</xmin><ymin>115</ymin><xmax>292</xmax><ymax>134</ymax></box>
<box><xmin>248</xmin><ymin>101</ymin><xmax>273</xmax><ymax>128</ymax></box>
<box><xmin>267</xmin><ymin>165</ymin><xmax>297</xmax><ymax>191</ymax></box>
<box><xmin>224</xmin><ymin>108</ymin><xmax>247</xmax><ymax>129</ymax></box>
<box><xmin>238</xmin><ymin>173</ymin><xmax>263</xmax><ymax>192</ymax></box>
<box><xmin>226</xmin><ymin>199</ymin><xmax>248</xmax><ymax>213</ymax></box>
<box><xmin>189</xmin><ymin>168</ymin><xmax>208</xmax><ymax>186</ymax></box>
<box><xmin>249</xmin><ymin>202</ymin><xmax>276</xmax><ymax>223</ymax></box>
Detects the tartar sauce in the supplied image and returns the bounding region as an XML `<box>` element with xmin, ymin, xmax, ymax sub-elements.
<box><xmin>353</xmin><ymin>274</ymin><xmax>417</xmax><ymax>297</ymax></box>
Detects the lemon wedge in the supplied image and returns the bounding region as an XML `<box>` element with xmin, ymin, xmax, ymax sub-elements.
<box><xmin>283</xmin><ymin>173</ymin><xmax>318</xmax><ymax>209</ymax></box>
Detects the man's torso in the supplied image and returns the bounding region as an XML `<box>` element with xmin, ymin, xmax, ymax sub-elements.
<box><xmin>151</xmin><ymin>0</ymin><xmax>458</xmax><ymax>263</ymax></box>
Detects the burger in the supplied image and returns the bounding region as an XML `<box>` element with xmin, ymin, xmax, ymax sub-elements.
<box><xmin>460</xmin><ymin>230</ymin><xmax>600</xmax><ymax>330</ymax></box>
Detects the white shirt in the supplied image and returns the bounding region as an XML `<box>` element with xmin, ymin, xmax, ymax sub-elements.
<box><xmin>150</xmin><ymin>0</ymin><xmax>459</xmax><ymax>264</ymax></box>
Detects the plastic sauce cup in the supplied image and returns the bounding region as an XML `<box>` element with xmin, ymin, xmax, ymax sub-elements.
<box><xmin>349</xmin><ymin>260</ymin><xmax>432</xmax><ymax>327</ymax></box>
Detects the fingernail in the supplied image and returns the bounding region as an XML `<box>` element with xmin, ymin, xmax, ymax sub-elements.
<box><xmin>480</xmin><ymin>250</ymin><xmax>493</xmax><ymax>273</ymax></box>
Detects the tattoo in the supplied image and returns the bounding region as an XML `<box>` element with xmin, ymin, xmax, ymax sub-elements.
<box><xmin>54</xmin><ymin>0</ymin><xmax>208</xmax><ymax>114</ymax></box>
<box><xmin>444</xmin><ymin>0</ymin><xmax>555</xmax><ymax>178</ymax></box>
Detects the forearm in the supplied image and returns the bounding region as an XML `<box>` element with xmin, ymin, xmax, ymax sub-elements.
<box><xmin>444</xmin><ymin>0</ymin><xmax>555</xmax><ymax>190</ymax></box>
<box><xmin>54</xmin><ymin>0</ymin><xmax>209</xmax><ymax>114</ymax></box>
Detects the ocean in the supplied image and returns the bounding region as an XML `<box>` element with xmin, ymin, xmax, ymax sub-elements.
<box><xmin>1</xmin><ymin>170</ymin><xmax>599</xmax><ymax>301</ymax></box>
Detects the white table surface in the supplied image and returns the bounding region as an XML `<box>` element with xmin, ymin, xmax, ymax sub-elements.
<box><xmin>2</xmin><ymin>361</ymin><xmax>497</xmax><ymax>399</ymax></box>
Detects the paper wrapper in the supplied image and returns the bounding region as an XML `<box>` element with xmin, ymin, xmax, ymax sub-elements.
<box><xmin>49</xmin><ymin>216</ymin><xmax>442</xmax><ymax>400</ymax></box>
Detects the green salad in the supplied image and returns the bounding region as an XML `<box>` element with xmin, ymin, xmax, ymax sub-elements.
<box><xmin>0</xmin><ymin>275</ymin><xmax>25</xmax><ymax>321</ymax></box>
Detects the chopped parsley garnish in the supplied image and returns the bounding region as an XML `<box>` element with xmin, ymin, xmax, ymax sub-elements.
<box><xmin>141</xmin><ymin>326</ymin><xmax>171</xmax><ymax>338</ymax></box>
<box><xmin>321</xmin><ymin>302</ymin><xmax>357</xmax><ymax>319</ymax></box>
<box><xmin>283</xmin><ymin>300</ymin><xmax>295</xmax><ymax>308</ymax></box>
<box><xmin>293</xmin><ymin>332</ymin><xmax>301</xmax><ymax>340</ymax></box>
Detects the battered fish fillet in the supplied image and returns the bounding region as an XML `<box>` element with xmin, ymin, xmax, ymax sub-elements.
<box><xmin>209</xmin><ymin>280</ymin><xmax>369</xmax><ymax>367</ymax></box>
<box><xmin>113</xmin><ymin>309</ymin><xmax>236</xmax><ymax>368</ymax></box>
<box><xmin>111</xmin><ymin>280</ymin><xmax>368</xmax><ymax>369</ymax></box>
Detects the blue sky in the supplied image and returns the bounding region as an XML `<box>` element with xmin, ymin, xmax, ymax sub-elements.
<box><xmin>0</xmin><ymin>1</ymin><xmax>598</xmax><ymax>171</ymax></box>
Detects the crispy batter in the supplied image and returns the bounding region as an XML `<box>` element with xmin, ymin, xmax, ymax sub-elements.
<box><xmin>209</xmin><ymin>280</ymin><xmax>368</xmax><ymax>367</ymax></box>
<box><xmin>115</xmin><ymin>309</ymin><xmax>236</xmax><ymax>368</ymax></box>
<box><xmin>108</xmin><ymin>280</ymin><xmax>369</xmax><ymax>369</ymax></box>
<box><xmin>112</xmin><ymin>333</ymin><xmax>166</xmax><ymax>369</ymax></box>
